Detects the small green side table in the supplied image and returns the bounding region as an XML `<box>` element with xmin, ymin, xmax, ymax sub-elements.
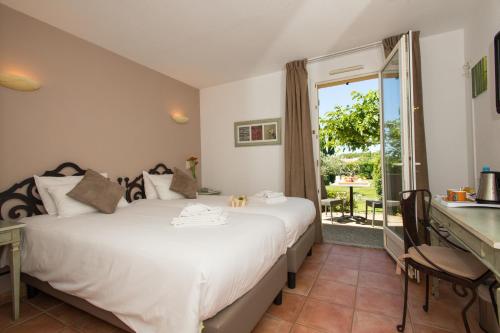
<box><xmin>0</xmin><ymin>221</ymin><xmax>25</xmax><ymax>320</ymax></box>
<box><xmin>198</xmin><ymin>188</ymin><xmax>221</xmax><ymax>195</ymax></box>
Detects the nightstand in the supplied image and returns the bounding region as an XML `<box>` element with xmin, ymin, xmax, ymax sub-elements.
<box><xmin>0</xmin><ymin>221</ymin><xmax>25</xmax><ymax>320</ymax></box>
<box><xmin>198</xmin><ymin>188</ymin><xmax>221</xmax><ymax>195</ymax></box>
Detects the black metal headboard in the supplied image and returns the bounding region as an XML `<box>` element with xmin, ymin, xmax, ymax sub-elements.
<box><xmin>0</xmin><ymin>162</ymin><xmax>86</xmax><ymax>221</ymax></box>
<box><xmin>0</xmin><ymin>162</ymin><xmax>173</xmax><ymax>221</ymax></box>
<box><xmin>117</xmin><ymin>163</ymin><xmax>173</xmax><ymax>202</ymax></box>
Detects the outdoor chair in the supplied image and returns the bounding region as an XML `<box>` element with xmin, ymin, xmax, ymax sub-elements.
<box><xmin>320</xmin><ymin>178</ymin><xmax>345</xmax><ymax>221</ymax></box>
<box><xmin>364</xmin><ymin>199</ymin><xmax>382</xmax><ymax>227</ymax></box>
<box><xmin>397</xmin><ymin>189</ymin><xmax>495</xmax><ymax>333</ymax></box>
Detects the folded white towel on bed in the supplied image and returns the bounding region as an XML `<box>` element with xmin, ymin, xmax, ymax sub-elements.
<box><xmin>253</xmin><ymin>190</ymin><xmax>285</xmax><ymax>199</ymax></box>
<box><xmin>251</xmin><ymin>191</ymin><xmax>287</xmax><ymax>204</ymax></box>
<box><xmin>171</xmin><ymin>204</ymin><xmax>228</xmax><ymax>227</ymax></box>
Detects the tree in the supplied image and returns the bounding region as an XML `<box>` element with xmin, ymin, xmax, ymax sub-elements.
<box><xmin>319</xmin><ymin>90</ymin><xmax>380</xmax><ymax>153</ymax></box>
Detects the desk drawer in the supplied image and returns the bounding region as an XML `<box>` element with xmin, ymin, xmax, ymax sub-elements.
<box><xmin>431</xmin><ymin>207</ymin><xmax>451</xmax><ymax>228</ymax></box>
<box><xmin>0</xmin><ymin>232</ymin><xmax>12</xmax><ymax>245</ymax></box>
<box><xmin>431</xmin><ymin>208</ymin><xmax>493</xmax><ymax>260</ymax></box>
<box><xmin>448</xmin><ymin>222</ymin><xmax>482</xmax><ymax>254</ymax></box>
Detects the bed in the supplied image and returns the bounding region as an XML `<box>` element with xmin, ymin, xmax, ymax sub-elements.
<box><xmin>120</xmin><ymin>163</ymin><xmax>317</xmax><ymax>289</ymax></box>
<box><xmin>0</xmin><ymin>162</ymin><xmax>288</xmax><ymax>333</ymax></box>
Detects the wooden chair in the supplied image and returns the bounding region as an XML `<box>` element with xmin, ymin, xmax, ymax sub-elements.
<box><xmin>397</xmin><ymin>189</ymin><xmax>495</xmax><ymax>333</ymax></box>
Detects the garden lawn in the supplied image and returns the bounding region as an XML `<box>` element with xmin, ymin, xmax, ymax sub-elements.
<box><xmin>326</xmin><ymin>181</ymin><xmax>383</xmax><ymax>213</ymax></box>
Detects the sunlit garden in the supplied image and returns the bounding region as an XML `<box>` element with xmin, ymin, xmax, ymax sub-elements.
<box><xmin>319</xmin><ymin>81</ymin><xmax>383</xmax><ymax>219</ymax></box>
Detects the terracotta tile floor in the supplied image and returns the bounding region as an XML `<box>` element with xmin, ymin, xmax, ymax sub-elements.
<box><xmin>0</xmin><ymin>243</ymin><xmax>486</xmax><ymax>332</ymax></box>
<box><xmin>253</xmin><ymin>243</ymin><xmax>485</xmax><ymax>333</ymax></box>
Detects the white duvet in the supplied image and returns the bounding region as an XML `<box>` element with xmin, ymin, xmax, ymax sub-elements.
<box><xmin>20</xmin><ymin>200</ymin><xmax>287</xmax><ymax>333</ymax></box>
<box><xmin>153</xmin><ymin>196</ymin><xmax>316</xmax><ymax>248</ymax></box>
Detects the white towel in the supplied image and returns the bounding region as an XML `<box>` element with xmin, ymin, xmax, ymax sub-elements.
<box><xmin>251</xmin><ymin>191</ymin><xmax>287</xmax><ymax>204</ymax></box>
<box><xmin>253</xmin><ymin>190</ymin><xmax>285</xmax><ymax>199</ymax></box>
<box><xmin>171</xmin><ymin>204</ymin><xmax>228</xmax><ymax>227</ymax></box>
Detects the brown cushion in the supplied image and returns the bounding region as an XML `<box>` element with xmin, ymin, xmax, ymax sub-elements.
<box><xmin>169</xmin><ymin>167</ymin><xmax>197</xmax><ymax>199</ymax></box>
<box><xmin>68</xmin><ymin>169</ymin><xmax>125</xmax><ymax>214</ymax></box>
<box><xmin>408</xmin><ymin>244</ymin><xmax>488</xmax><ymax>280</ymax></box>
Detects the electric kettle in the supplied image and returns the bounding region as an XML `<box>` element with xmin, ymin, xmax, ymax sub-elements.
<box><xmin>477</xmin><ymin>171</ymin><xmax>500</xmax><ymax>204</ymax></box>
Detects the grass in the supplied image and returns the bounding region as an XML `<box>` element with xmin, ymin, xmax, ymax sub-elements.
<box><xmin>326</xmin><ymin>180</ymin><xmax>383</xmax><ymax>213</ymax></box>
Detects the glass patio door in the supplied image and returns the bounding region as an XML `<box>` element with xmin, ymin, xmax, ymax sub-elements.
<box><xmin>379</xmin><ymin>34</ymin><xmax>415</xmax><ymax>263</ymax></box>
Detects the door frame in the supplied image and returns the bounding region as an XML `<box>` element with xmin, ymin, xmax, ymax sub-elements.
<box><xmin>312</xmin><ymin>72</ymin><xmax>382</xmax><ymax>222</ymax></box>
<box><xmin>379</xmin><ymin>34</ymin><xmax>415</xmax><ymax>264</ymax></box>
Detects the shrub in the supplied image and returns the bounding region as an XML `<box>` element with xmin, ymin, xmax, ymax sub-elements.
<box><xmin>372</xmin><ymin>153</ymin><xmax>382</xmax><ymax>197</ymax></box>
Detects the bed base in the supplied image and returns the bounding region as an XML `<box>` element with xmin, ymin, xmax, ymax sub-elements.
<box><xmin>286</xmin><ymin>223</ymin><xmax>316</xmax><ymax>289</ymax></box>
<box><xmin>22</xmin><ymin>255</ymin><xmax>287</xmax><ymax>333</ymax></box>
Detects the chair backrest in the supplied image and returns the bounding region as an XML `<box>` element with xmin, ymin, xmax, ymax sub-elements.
<box><xmin>400</xmin><ymin>189</ymin><xmax>432</xmax><ymax>252</ymax></box>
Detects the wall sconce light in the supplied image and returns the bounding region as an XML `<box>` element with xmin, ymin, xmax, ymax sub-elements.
<box><xmin>170</xmin><ymin>111</ymin><xmax>189</xmax><ymax>124</ymax></box>
<box><xmin>0</xmin><ymin>73</ymin><xmax>41</xmax><ymax>92</ymax></box>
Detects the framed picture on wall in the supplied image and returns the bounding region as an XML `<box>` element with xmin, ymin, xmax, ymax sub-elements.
<box><xmin>234</xmin><ymin>118</ymin><xmax>281</xmax><ymax>147</ymax></box>
<box><xmin>472</xmin><ymin>56</ymin><xmax>488</xmax><ymax>98</ymax></box>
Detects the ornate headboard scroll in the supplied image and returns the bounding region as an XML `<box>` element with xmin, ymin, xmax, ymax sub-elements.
<box><xmin>117</xmin><ymin>163</ymin><xmax>173</xmax><ymax>202</ymax></box>
<box><xmin>0</xmin><ymin>162</ymin><xmax>86</xmax><ymax>221</ymax></box>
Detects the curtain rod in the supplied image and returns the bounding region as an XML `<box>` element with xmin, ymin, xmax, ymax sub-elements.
<box><xmin>307</xmin><ymin>41</ymin><xmax>383</xmax><ymax>64</ymax></box>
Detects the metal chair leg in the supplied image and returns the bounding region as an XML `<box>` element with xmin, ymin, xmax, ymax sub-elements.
<box><xmin>365</xmin><ymin>202</ymin><xmax>368</xmax><ymax>220</ymax></box>
<box><xmin>372</xmin><ymin>202</ymin><xmax>376</xmax><ymax>227</ymax></box>
<box><xmin>489</xmin><ymin>280</ymin><xmax>499</xmax><ymax>323</ymax></box>
<box><xmin>397</xmin><ymin>262</ymin><xmax>409</xmax><ymax>332</ymax></box>
<box><xmin>330</xmin><ymin>202</ymin><xmax>333</xmax><ymax>221</ymax></box>
<box><xmin>423</xmin><ymin>273</ymin><xmax>429</xmax><ymax>312</ymax></box>
<box><xmin>461</xmin><ymin>287</ymin><xmax>477</xmax><ymax>333</ymax></box>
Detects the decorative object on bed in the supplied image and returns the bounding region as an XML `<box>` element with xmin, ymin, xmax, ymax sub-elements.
<box><xmin>117</xmin><ymin>163</ymin><xmax>173</xmax><ymax>202</ymax></box>
<box><xmin>0</xmin><ymin>72</ymin><xmax>41</xmax><ymax>92</ymax></box>
<box><xmin>68</xmin><ymin>169</ymin><xmax>125</xmax><ymax>214</ymax></box>
<box><xmin>170</xmin><ymin>167</ymin><xmax>198</xmax><ymax>199</ymax></box>
<box><xmin>230</xmin><ymin>195</ymin><xmax>247</xmax><ymax>207</ymax></box>
<box><xmin>472</xmin><ymin>56</ymin><xmax>488</xmax><ymax>98</ymax></box>
<box><xmin>142</xmin><ymin>171</ymin><xmax>183</xmax><ymax>200</ymax></box>
<box><xmin>0</xmin><ymin>162</ymin><xmax>86</xmax><ymax>221</ymax></box>
<box><xmin>234</xmin><ymin>118</ymin><xmax>281</xmax><ymax>147</ymax></box>
<box><xmin>185</xmin><ymin>156</ymin><xmax>199</xmax><ymax>179</ymax></box>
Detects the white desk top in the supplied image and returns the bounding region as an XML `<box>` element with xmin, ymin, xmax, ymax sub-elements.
<box><xmin>432</xmin><ymin>199</ymin><xmax>500</xmax><ymax>249</ymax></box>
<box><xmin>332</xmin><ymin>182</ymin><xmax>370</xmax><ymax>188</ymax></box>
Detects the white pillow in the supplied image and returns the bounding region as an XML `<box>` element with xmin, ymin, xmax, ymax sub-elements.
<box><xmin>142</xmin><ymin>171</ymin><xmax>158</xmax><ymax>199</ymax></box>
<box><xmin>47</xmin><ymin>183</ymin><xmax>128</xmax><ymax>218</ymax></box>
<box><xmin>143</xmin><ymin>172</ymin><xmax>183</xmax><ymax>200</ymax></box>
<box><xmin>47</xmin><ymin>183</ymin><xmax>96</xmax><ymax>217</ymax></box>
<box><xmin>35</xmin><ymin>173</ymin><xmax>129</xmax><ymax>215</ymax></box>
<box><xmin>34</xmin><ymin>174</ymin><xmax>103</xmax><ymax>215</ymax></box>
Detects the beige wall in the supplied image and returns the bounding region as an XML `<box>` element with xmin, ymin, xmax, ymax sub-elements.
<box><xmin>464</xmin><ymin>0</ymin><xmax>500</xmax><ymax>183</ymax></box>
<box><xmin>0</xmin><ymin>4</ymin><xmax>200</xmax><ymax>189</ymax></box>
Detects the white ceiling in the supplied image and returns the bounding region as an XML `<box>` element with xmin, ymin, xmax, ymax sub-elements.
<box><xmin>1</xmin><ymin>0</ymin><xmax>475</xmax><ymax>88</ymax></box>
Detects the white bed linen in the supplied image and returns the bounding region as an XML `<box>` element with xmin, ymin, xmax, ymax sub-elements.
<box><xmin>153</xmin><ymin>196</ymin><xmax>316</xmax><ymax>248</ymax></box>
<box><xmin>20</xmin><ymin>200</ymin><xmax>286</xmax><ymax>333</ymax></box>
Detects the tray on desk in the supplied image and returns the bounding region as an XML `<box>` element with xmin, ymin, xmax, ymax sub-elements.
<box><xmin>434</xmin><ymin>195</ymin><xmax>500</xmax><ymax>209</ymax></box>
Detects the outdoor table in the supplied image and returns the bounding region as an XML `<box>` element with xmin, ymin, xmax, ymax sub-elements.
<box><xmin>332</xmin><ymin>181</ymin><xmax>370</xmax><ymax>220</ymax></box>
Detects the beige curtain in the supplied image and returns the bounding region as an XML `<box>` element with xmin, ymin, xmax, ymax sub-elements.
<box><xmin>285</xmin><ymin>59</ymin><xmax>323</xmax><ymax>243</ymax></box>
<box><xmin>383</xmin><ymin>31</ymin><xmax>429</xmax><ymax>191</ymax></box>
